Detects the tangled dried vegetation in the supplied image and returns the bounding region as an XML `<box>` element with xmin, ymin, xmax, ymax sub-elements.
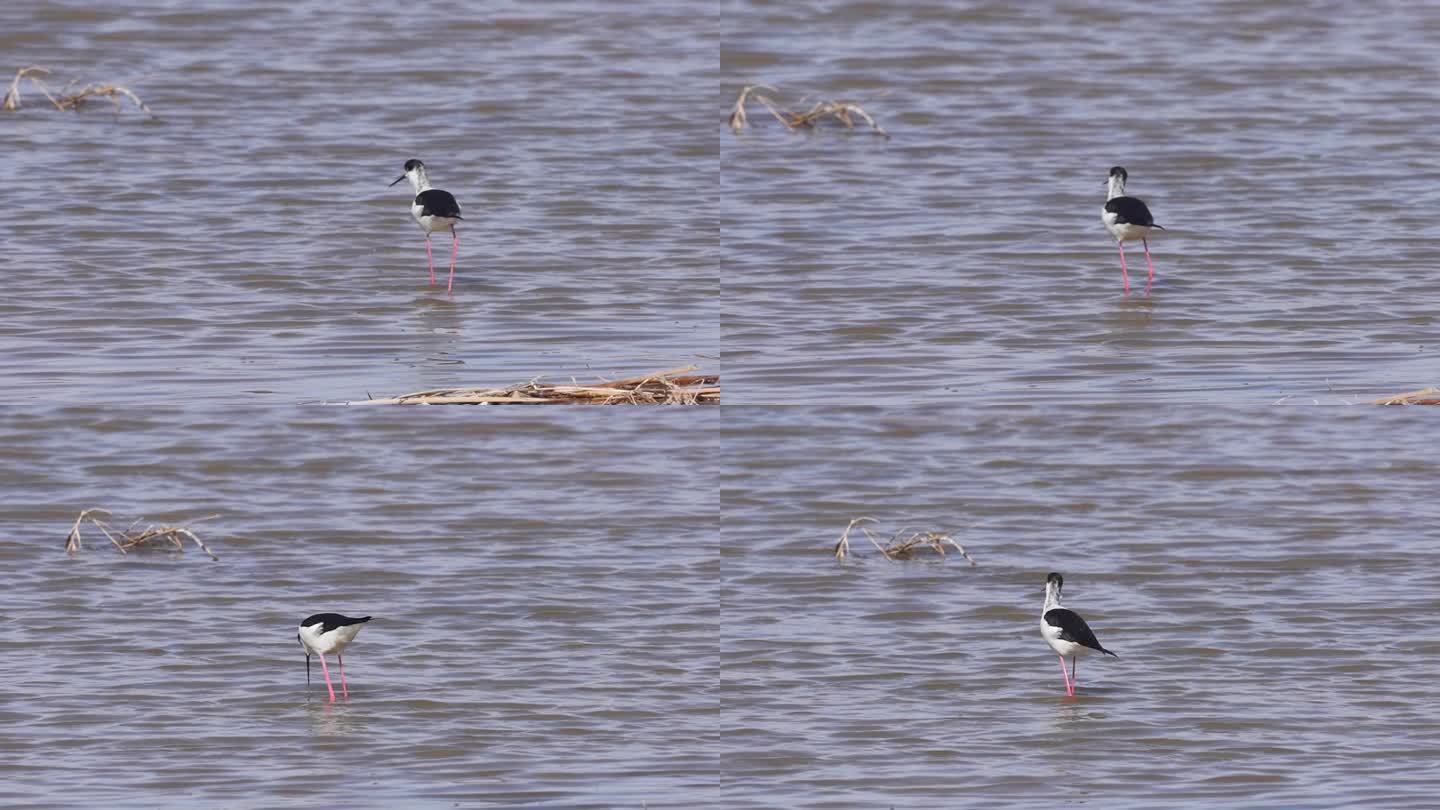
<box><xmin>833</xmin><ymin>517</ymin><xmax>976</xmax><ymax>565</ymax></box>
<box><xmin>1373</xmin><ymin>387</ymin><xmax>1440</xmax><ymax>405</ymax></box>
<box><xmin>728</xmin><ymin>84</ymin><xmax>889</xmax><ymax>138</ymax></box>
<box><xmin>3</xmin><ymin>66</ymin><xmax>154</xmax><ymax>116</ymax></box>
<box><xmin>64</xmin><ymin>508</ymin><xmax>220</xmax><ymax>560</ymax></box>
<box><xmin>351</xmin><ymin>365</ymin><xmax>718</xmax><ymax>405</ymax></box>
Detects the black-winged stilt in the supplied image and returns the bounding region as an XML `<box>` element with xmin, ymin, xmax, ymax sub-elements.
<box><xmin>390</xmin><ymin>159</ymin><xmax>464</xmax><ymax>294</ymax></box>
<box><xmin>1040</xmin><ymin>573</ymin><xmax>1116</xmax><ymax>696</ymax></box>
<box><xmin>297</xmin><ymin>613</ymin><xmax>372</xmax><ymax>702</ymax></box>
<box><xmin>1101</xmin><ymin>166</ymin><xmax>1164</xmax><ymax>295</ymax></box>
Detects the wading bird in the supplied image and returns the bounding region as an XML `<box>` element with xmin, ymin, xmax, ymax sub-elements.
<box><xmin>297</xmin><ymin>613</ymin><xmax>372</xmax><ymax>702</ymax></box>
<box><xmin>1040</xmin><ymin>573</ymin><xmax>1116</xmax><ymax>696</ymax></box>
<box><xmin>1101</xmin><ymin>166</ymin><xmax>1164</xmax><ymax>295</ymax></box>
<box><xmin>390</xmin><ymin>159</ymin><xmax>463</xmax><ymax>294</ymax></box>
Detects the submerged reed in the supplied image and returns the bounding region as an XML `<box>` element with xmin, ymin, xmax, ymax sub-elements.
<box><xmin>3</xmin><ymin>66</ymin><xmax>154</xmax><ymax>116</ymax></box>
<box><xmin>834</xmin><ymin>516</ymin><xmax>976</xmax><ymax>564</ymax></box>
<box><xmin>348</xmin><ymin>365</ymin><xmax>718</xmax><ymax>406</ymax></box>
<box><xmin>64</xmin><ymin>508</ymin><xmax>220</xmax><ymax>560</ymax></box>
<box><xmin>729</xmin><ymin>83</ymin><xmax>889</xmax><ymax>138</ymax></box>
<box><xmin>1373</xmin><ymin>387</ymin><xmax>1440</xmax><ymax>405</ymax></box>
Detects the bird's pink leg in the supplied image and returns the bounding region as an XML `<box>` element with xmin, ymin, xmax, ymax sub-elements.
<box><xmin>338</xmin><ymin>652</ymin><xmax>349</xmax><ymax>700</ymax></box>
<box><xmin>317</xmin><ymin>653</ymin><xmax>337</xmax><ymax>703</ymax></box>
<box><xmin>1071</xmin><ymin>658</ymin><xmax>1079</xmax><ymax>692</ymax></box>
<box><xmin>1058</xmin><ymin>655</ymin><xmax>1074</xmax><ymax>696</ymax></box>
<box><xmin>424</xmin><ymin>235</ymin><xmax>437</xmax><ymax>287</ymax></box>
<box><xmin>447</xmin><ymin>230</ymin><xmax>458</xmax><ymax>295</ymax></box>
<box><xmin>1143</xmin><ymin>238</ymin><xmax>1156</xmax><ymax>295</ymax></box>
<box><xmin>1117</xmin><ymin>242</ymin><xmax>1130</xmax><ymax>295</ymax></box>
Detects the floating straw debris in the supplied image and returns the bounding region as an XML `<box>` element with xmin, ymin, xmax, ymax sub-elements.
<box><xmin>834</xmin><ymin>516</ymin><xmax>976</xmax><ymax>565</ymax></box>
<box><xmin>1373</xmin><ymin>387</ymin><xmax>1440</xmax><ymax>405</ymax></box>
<box><xmin>3</xmin><ymin>66</ymin><xmax>154</xmax><ymax>116</ymax></box>
<box><xmin>729</xmin><ymin>83</ymin><xmax>889</xmax><ymax>138</ymax></box>
<box><xmin>347</xmin><ymin>365</ymin><xmax>718</xmax><ymax>405</ymax></box>
<box><xmin>64</xmin><ymin>508</ymin><xmax>220</xmax><ymax>560</ymax></box>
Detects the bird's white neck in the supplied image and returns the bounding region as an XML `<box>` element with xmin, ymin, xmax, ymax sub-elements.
<box><xmin>1043</xmin><ymin>582</ymin><xmax>1063</xmax><ymax>613</ymax></box>
<box><xmin>407</xmin><ymin>169</ymin><xmax>432</xmax><ymax>194</ymax></box>
<box><xmin>1106</xmin><ymin>175</ymin><xmax>1126</xmax><ymax>201</ymax></box>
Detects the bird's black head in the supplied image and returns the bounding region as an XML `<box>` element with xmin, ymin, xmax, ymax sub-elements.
<box><xmin>1108</xmin><ymin>166</ymin><xmax>1127</xmax><ymax>180</ymax></box>
<box><xmin>1046</xmin><ymin>572</ymin><xmax>1064</xmax><ymax>589</ymax></box>
<box><xmin>391</xmin><ymin>159</ymin><xmax>426</xmax><ymax>187</ymax></box>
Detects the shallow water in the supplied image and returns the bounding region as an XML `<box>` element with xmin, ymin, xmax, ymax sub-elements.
<box><xmin>0</xmin><ymin>0</ymin><xmax>716</xmax><ymax>405</ymax></box>
<box><xmin>720</xmin><ymin>406</ymin><xmax>1440</xmax><ymax>808</ymax></box>
<box><xmin>0</xmin><ymin>409</ymin><xmax>718</xmax><ymax>807</ymax></box>
<box><xmin>722</xmin><ymin>0</ymin><xmax>1440</xmax><ymax>403</ymax></box>
<box><xmin>10</xmin><ymin>0</ymin><xmax>1440</xmax><ymax>806</ymax></box>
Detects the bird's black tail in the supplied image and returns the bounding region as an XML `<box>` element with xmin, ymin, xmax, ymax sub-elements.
<box><xmin>1150</xmin><ymin>224</ymin><xmax>1165</xmax><ymax>230</ymax></box>
<box><xmin>1100</xmin><ymin>647</ymin><xmax>1119</xmax><ymax>658</ymax></box>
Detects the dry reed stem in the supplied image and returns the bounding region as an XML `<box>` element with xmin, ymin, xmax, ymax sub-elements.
<box><xmin>729</xmin><ymin>83</ymin><xmax>889</xmax><ymax>138</ymax></box>
<box><xmin>3</xmin><ymin>66</ymin><xmax>153</xmax><ymax>116</ymax></box>
<box><xmin>64</xmin><ymin>507</ymin><xmax>111</xmax><ymax>555</ymax></box>
<box><xmin>349</xmin><ymin>365</ymin><xmax>718</xmax><ymax>406</ymax></box>
<box><xmin>64</xmin><ymin>509</ymin><xmax>220</xmax><ymax>560</ymax></box>
<box><xmin>729</xmin><ymin>84</ymin><xmax>791</xmax><ymax>133</ymax></box>
<box><xmin>833</xmin><ymin>517</ymin><xmax>976</xmax><ymax>565</ymax></box>
<box><xmin>2</xmin><ymin>66</ymin><xmax>53</xmax><ymax>111</ymax></box>
<box><xmin>834</xmin><ymin>516</ymin><xmax>878</xmax><ymax>560</ymax></box>
<box><xmin>728</xmin><ymin>86</ymin><xmax>751</xmax><ymax>133</ymax></box>
<box><xmin>1373</xmin><ymin>386</ymin><xmax>1440</xmax><ymax>405</ymax></box>
<box><xmin>55</xmin><ymin>82</ymin><xmax>154</xmax><ymax>116</ymax></box>
<box><xmin>878</xmin><ymin>531</ymin><xmax>976</xmax><ymax>564</ymax></box>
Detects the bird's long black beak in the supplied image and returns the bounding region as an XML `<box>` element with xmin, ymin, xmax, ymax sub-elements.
<box><xmin>389</xmin><ymin>174</ymin><xmax>407</xmax><ymax>187</ymax></box>
<box><xmin>298</xmin><ymin>631</ymin><xmax>310</xmax><ymax>685</ymax></box>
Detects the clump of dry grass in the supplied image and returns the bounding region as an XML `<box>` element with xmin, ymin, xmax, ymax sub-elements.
<box><xmin>349</xmin><ymin>365</ymin><xmax>718</xmax><ymax>406</ymax></box>
<box><xmin>1373</xmin><ymin>386</ymin><xmax>1440</xmax><ymax>405</ymax></box>
<box><xmin>833</xmin><ymin>516</ymin><xmax>976</xmax><ymax>565</ymax></box>
<box><xmin>729</xmin><ymin>83</ymin><xmax>889</xmax><ymax>138</ymax></box>
<box><xmin>3</xmin><ymin>65</ymin><xmax>154</xmax><ymax>116</ymax></box>
<box><xmin>64</xmin><ymin>508</ymin><xmax>220</xmax><ymax>560</ymax></box>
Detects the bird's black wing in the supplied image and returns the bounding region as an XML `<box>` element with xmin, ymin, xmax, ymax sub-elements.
<box><xmin>301</xmin><ymin>613</ymin><xmax>373</xmax><ymax>634</ymax></box>
<box><xmin>1044</xmin><ymin>608</ymin><xmax>1117</xmax><ymax>656</ymax></box>
<box><xmin>415</xmin><ymin>189</ymin><xmax>463</xmax><ymax>219</ymax></box>
<box><xmin>1104</xmin><ymin>196</ymin><xmax>1156</xmax><ymax>227</ymax></box>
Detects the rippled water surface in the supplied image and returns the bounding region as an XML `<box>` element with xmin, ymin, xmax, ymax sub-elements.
<box><xmin>721</xmin><ymin>407</ymin><xmax>1440</xmax><ymax>808</ymax></box>
<box><xmin>1</xmin><ymin>0</ymin><xmax>716</xmax><ymax>405</ymax></box>
<box><xmin>10</xmin><ymin>0</ymin><xmax>1440</xmax><ymax>807</ymax></box>
<box><xmin>722</xmin><ymin>0</ymin><xmax>1440</xmax><ymax>403</ymax></box>
<box><xmin>0</xmin><ymin>409</ymin><xmax>718</xmax><ymax>807</ymax></box>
